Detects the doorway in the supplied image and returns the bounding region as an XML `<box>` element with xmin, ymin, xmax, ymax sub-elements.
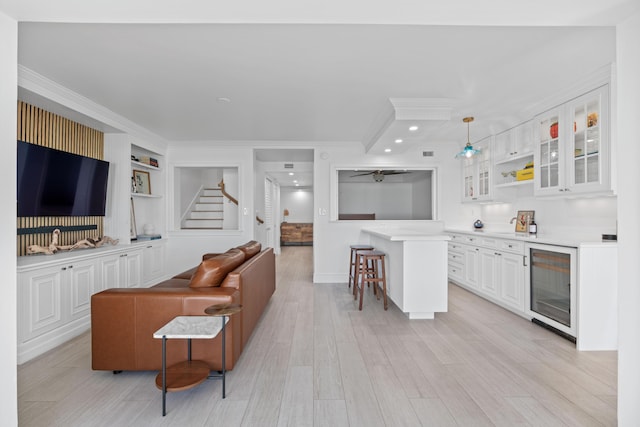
<box><xmin>254</xmin><ymin>149</ymin><xmax>314</xmax><ymax>255</ymax></box>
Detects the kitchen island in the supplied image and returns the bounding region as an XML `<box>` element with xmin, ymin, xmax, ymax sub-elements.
<box><xmin>362</xmin><ymin>227</ymin><xmax>450</xmax><ymax>319</ymax></box>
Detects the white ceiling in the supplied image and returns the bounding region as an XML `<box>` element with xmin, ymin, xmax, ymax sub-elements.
<box><xmin>4</xmin><ymin>1</ymin><xmax>635</xmax><ymax>153</ymax></box>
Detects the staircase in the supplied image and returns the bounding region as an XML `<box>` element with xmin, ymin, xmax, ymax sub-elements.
<box><xmin>182</xmin><ymin>188</ymin><xmax>224</xmax><ymax>229</ymax></box>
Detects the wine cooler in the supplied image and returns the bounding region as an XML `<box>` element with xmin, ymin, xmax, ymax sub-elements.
<box><xmin>525</xmin><ymin>243</ymin><xmax>577</xmax><ymax>340</ymax></box>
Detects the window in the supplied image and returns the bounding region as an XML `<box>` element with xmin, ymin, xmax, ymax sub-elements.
<box><xmin>335</xmin><ymin>169</ymin><xmax>435</xmax><ymax>220</ymax></box>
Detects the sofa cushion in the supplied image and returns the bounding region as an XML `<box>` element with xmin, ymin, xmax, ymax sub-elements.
<box><xmin>189</xmin><ymin>248</ymin><xmax>246</xmax><ymax>288</ymax></box>
<box><xmin>236</xmin><ymin>240</ymin><xmax>262</xmax><ymax>259</ymax></box>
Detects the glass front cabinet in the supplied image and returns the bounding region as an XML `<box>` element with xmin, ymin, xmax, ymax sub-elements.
<box><xmin>534</xmin><ymin>85</ymin><xmax>611</xmax><ymax>196</ymax></box>
<box><xmin>461</xmin><ymin>136</ymin><xmax>492</xmax><ymax>202</ymax></box>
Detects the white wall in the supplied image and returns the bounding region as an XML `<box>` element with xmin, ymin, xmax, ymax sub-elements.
<box><xmin>313</xmin><ymin>141</ymin><xmax>462</xmax><ymax>283</ymax></box>
<box><xmin>281</xmin><ymin>187</ymin><xmax>313</xmax><ymax>222</ymax></box>
<box><xmin>339</xmin><ymin>182</ymin><xmax>413</xmax><ymax>219</ymax></box>
<box><xmin>0</xmin><ymin>10</ymin><xmax>18</xmax><ymax>426</ymax></box>
<box><xmin>412</xmin><ymin>173</ymin><xmax>433</xmax><ymax>220</ymax></box>
<box><xmin>166</xmin><ymin>144</ymin><xmax>253</xmax><ymax>276</ymax></box>
<box><xmin>616</xmin><ymin>10</ymin><xmax>640</xmax><ymax>425</ymax></box>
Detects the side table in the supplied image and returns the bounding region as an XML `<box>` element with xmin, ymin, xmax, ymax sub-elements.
<box><xmin>204</xmin><ymin>303</ymin><xmax>243</xmax><ymax>399</ymax></box>
<box><xmin>153</xmin><ymin>315</ymin><xmax>226</xmax><ymax>416</ymax></box>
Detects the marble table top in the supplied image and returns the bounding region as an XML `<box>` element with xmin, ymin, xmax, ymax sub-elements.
<box><xmin>153</xmin><ymin>316</ymin><xmax>227</xmax><ymax>339</ymax></box>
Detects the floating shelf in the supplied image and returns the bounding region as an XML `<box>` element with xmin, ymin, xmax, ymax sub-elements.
<box><xmin>131</xmin><ymin>193</ymin><xmax>162</xmax><ymax>198</ymax></box>
<box><xmin>495</xmin><ymin>180</ymin><xmax>533</xmax><ymax>189</ymax></box>
<box><xmin>131</xmin><ymin>160</ymin><xmax>160</xmax><ymax>171</ymax></box>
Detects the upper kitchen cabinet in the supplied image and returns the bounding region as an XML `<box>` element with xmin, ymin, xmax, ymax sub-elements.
<box><xmin>462</xmin><ymin>136</ymin><xmax>492</xmax><ymax>202</ymax></box>
<box><xmin>494</xmin><ymin>121</ymin><xmax>534</xmax><ymax>188</ymax></box>
<box><xmin>534</xmin><ymin>85</ymin><xmax>611</xmax><ymax>196</ymax></box>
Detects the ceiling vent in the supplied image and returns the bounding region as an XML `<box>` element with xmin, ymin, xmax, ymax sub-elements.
<box><xmin>284</xmin><ymin>163</ymin><xmax>294</xmax><ymax>169</ymax></box>
<box><xmin>422</xmin><ymin>151</ymin><xmax>434</xmax><ymax>157</ymax></box>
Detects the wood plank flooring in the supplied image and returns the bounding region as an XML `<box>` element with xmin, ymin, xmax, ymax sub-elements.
<box><xmin>18</xmin><ymin>246</ymin><xmax>617</xmax><ymax>426</ymax></box>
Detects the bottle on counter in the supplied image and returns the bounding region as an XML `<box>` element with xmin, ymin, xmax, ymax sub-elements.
<box><xmin>529</xmin><ymin>220</ymin><xmax>537</xmax><ymax>235</ymax></box>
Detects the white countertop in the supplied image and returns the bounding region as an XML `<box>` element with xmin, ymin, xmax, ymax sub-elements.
<box><xmin>446</xmin><ymin>228</ymin><xmax>617</xmax><ymax>248</ymax></box>
<box><xmin>362</xmin><ymin>227</ymin><xmax>451</xmax><ymax>242</ymax></box>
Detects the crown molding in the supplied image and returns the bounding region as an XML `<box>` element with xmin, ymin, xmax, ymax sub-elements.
<box><xmin>18</xmin><ymin>65</ymin><xmax>168</xmax><ymax>147</ymax></box>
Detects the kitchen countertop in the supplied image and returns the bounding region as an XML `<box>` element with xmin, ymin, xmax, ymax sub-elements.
<box><xmin>445</xmin><ymin>228</ymin><xmax>617</xmax><ymax>248</ymax></box>
<box><xmin>362</xmin><ymin>227</ymin><xmax>451</xmax><ymax>241</ymax></box>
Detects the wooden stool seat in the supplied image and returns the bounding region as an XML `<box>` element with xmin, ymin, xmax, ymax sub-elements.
<box><xmin>354</xmin><ymin>250</ymin><xmax>388</xmax><ymax>311</ymax></box>
<box><xmin>348</xmin><ymin>244</ymin><xmax>374</xmax><ymax>289</ymax></box>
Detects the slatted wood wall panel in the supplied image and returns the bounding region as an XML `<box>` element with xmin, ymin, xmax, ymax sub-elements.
<box><xmin>17</xmin><ymin>101</ymin><xmax>105</xmax><ymax>256</ymax></box>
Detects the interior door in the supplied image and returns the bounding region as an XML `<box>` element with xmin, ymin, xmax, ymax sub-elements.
<box><xmin>264</xmin><ymin>177</ymin><xmax>274</xmax><ymax>249</ymax></box>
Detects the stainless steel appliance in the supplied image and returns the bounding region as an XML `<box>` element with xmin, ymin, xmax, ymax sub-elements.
<box><xmin>525</xmin><ymin>243</ymin><xmax>577</xmax><ymax>340</ymax></box>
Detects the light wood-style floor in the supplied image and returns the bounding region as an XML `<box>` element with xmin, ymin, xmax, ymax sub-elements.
<box><xmin>18</xmin><ymin>246</ymin><xmax>617</xmax><ymax>426</ymax></box>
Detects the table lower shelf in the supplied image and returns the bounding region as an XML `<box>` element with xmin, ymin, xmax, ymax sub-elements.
<box><xmin>155</xmin><ymin>360</ymin><xmax>210</xmax><ymax>392</ymax></box>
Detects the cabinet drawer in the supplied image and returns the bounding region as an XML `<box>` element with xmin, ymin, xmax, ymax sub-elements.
<box><xmin>449</xmin><ymin>233</ymin><xmax>464</xmax><ymax>242</ymax></box>
<box><xmin>464</xmin><ymin>235</ymin><xmax>480</xmax><ymax>245</ymax></box>
<box><xmin>480</xmin><ymin>237</ymin><xmax>498</xmax><ymax>249</ymax></box>
<box><xmin>448</xmin><ymin>252</ymin><xmax>464</xmax><ymax>264</ymax></box>
<box><xmin>499</xmin><ymin>239</ymin><xmax>525</xmax><ymax>254</ymax></box>
<box><xmin>448</xmin><ymin>242</ymin><xmax>464</xmax><ymax>253</ymax></box>
<box><xmin>448</xmin><ymin>263</ymin><xmax>464</xmax><ymax>282</ymax></box>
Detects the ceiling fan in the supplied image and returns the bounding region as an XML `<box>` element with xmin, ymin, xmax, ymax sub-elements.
<box><xmin>350</xmin><ymin>170</ymin><xmax>409</xmax><ymax>182</ymax></box>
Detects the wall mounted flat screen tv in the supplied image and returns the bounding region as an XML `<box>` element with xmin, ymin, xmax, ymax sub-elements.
<box><xmin>17</xmin><ymin>140</ymin><xmax>110</xmax><ymax>217</ymax></box>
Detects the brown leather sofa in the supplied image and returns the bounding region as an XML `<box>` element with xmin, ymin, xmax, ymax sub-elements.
<box><xmin>91</xmin><ymin>241</ymin><xmax>275</xmax><ymax>372</ymax></box>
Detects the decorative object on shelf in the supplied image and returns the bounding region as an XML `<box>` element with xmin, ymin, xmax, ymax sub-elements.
<box><xmin>143</xmin><ymin>223</ymin><xmax>156</xmax><ymax>235</ymax></box>
<box><xmin>550</xmin><ymin>122</ymin><xmax>559</xmax><ymax>138</ymax></box>
<box><xmin>587</xmin><ymin>112</ymin><xmax>598</xmax><ymax>127</ymax></box>
<box><xmin>455</xmin><ymin>117</ymin><xmax>481</xmax><ymax>159</ymax></box>
<box><xmin>282</xmin><ymin>209</ymin><xmax>289</xmax><ymax>222</ymax></box>
<box><xmin>514</xmin><ymin>210</ymin><xmax>535</xmax><ymax>233</ymax></box>
<box><xmin>133</xmin><ymin>170</ymin><xmax>151</xmax><ymax>194</ymax></box>
<box><xmin>130</xmin><ymin>197</ymin><xmax>138</xmax><ymax>239</ymax></box>
<box><xmin>473</xmin><ymin>219</ymin><xmax>484</xmax><ymax>229</ymax></box>
<box><xmin>131</xmin><ymin>176</ymin><xmax>137</xmax><ymax>193</ymax></box>
<box><xmin>528</xmin><ymin>219</ymin><xmax>538</xmax><ymax>235</ymax></box>
<box><xmin>26</xmin><ymin>228</ymin><xmax>119</xmax><ymax>255</ymax></box>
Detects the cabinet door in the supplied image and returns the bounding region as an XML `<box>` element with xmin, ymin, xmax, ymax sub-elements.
<box><xmin>463</xmin><ymin>246</ymin><xmax>480</xmax><ymax>289</ymax></box>
<box><xmin>493</xmin><ymin>130</ymin><xmax>512</xmax><ymax>163</ymax></box>
<box><xmin>498</xmin><ymin>252</ymin><xmax>525</xmax><ymax>312</ymax></box>
<box><xmin>476</xmin><ymin>138</ymin><xmax>492</xmax><ymax>200</ymax></box>
<box><xmin>534</xmin><ymin>107</ymin><xmax>565</xmax><ymax>195</ymax></box>
<box><xmin>462</xmin><ymin>158</ymin><xmax>475</xmax><ymax>202</ymax></box>
<box><xmin>566</xmin><ymin>86</ymin><xmax>610</xmax><ymax>194</ymax></box>
<box><xmin>143</xmin><ymin>242</ymin><xmax>165</xmax><ymax>286</ymax></box>
<box><xmin>123</xmin><ymin>251</ymin><xmax>143</xmax><ymax>288</ymax></box>
<box><xmin>514</xmin><ymin>120</ymin><xmax>534</xmax><ymax>156</ymax></box>
<box><xmin>67</xmin><ymin>259</ymin><xmax>97</xmax><ymax>320</ymax></box>
<box><xmin>19</xmin><ymin>266</ymin><xmax>64</xmax><ymax>342</ymax></box>
<box><xmin>100</xmin><ymin>254</ymin><xmax>122</xmax><ymax>290</ymax></box>
<box><xmin>479</xmin><ymin>249</ymin><xmax>499</xmax><ymax>297</ymax></box>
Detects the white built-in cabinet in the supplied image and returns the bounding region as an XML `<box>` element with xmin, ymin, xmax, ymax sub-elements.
<box><xmin>99</xmin><ymin>248</ymin><xmax>143</xmax><ymax>290</ymax></box>
<box><xmin>533</xmin><ymin>85</ymin><xmax>611</xmax><ymax>196</ymax></box>
<box><xmin>493</xmin><ymin>121</ymin><xmax>534</xmax><ymax>188</ymax></box>
<box><xmin>461</xmin><ymin>81</ymin><xmax>612</xmax><ymax>201</ymax></box>
<box><xmin>17</xmin><ymin>241</ymin><xmax>166</xmax><ymax>364</ymax></box>
<box><xmin>461</xmin><ymin>136</ymin><xmax>492</xmax><ymax>202</ymax></box>
<box><xmin>448</xmin><ymin>233</ymin><xmax>526</xmax><ymax>314</ymax></box>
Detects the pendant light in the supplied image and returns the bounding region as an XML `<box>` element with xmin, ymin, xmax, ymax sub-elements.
<box><xmin>455</xmin><ymin>116</ymin><xmax>481</xmax><ymax>159</ymax></box>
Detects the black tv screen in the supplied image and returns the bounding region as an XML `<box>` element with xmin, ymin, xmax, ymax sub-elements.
<box><xmin>17</xmin><ymin>140</ymin><xmax>110</xmax><ymax>217</ymax></box>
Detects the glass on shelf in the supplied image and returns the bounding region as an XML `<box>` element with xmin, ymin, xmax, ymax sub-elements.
<box><xmin>541</xmin><ymin>143</ymin><xmax>549</xmax><ymax>164</ymax></box>
<box><xmin>550</xmin><ymin>140</ymin><xmax>559</xmax><ymax>164</ymax></box>
<box><xmin>550</xmin><ymin>164</ymin><xmax>559</xmax><ymax>187</ymax></box>
<box><xmin>541</xmin><ymin>165</ymin><xmax>549</xmax><ymax>188</ymax></box>
<box><xmin>586</xmin><ymin>129</ymin><xmax>600</xmax><ymax>155</ymax></box>
<box><xmin>587</xmin><ymin>155</ymin><xmax>599</xmax><ymax>183</ymax></box>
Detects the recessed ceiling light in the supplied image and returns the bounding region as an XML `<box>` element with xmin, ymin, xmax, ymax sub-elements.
<box><xmin>217</xmin><ymin>97</ymin><xmax>231</xmax><ymax>103</ymax></box>
<box><xmin>288</xmin><ymin>172</ymin><xmax>294</xmax><ymax>176</ymax></box>
<box><xmin>295</xmin><ymin>184</ymin><xmax>299</xmax><ymax>186</ymax></box>
<box><xmin>409</xmin><ymin>125</ymin><xmax>419</xmax><ymax>132</ymax></box>
<box><xmin>384</xmin><ymin>148</ymin><xmax>392</xmax><ymax>153</ymax></box>
<box><xmin>395</xmin><ymin>139</ymin><xmax>403</xmax><ymax>143</ymax></box>
<box><xmin>293</xmin><ymin>180</ymin><xmax>298</xmax><ymax>183</ymax></box>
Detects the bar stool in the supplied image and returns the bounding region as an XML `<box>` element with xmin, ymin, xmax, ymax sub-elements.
<box><xmin>354</xmin><ymin>250</ymin><xmax>388</xmax><ymax>311</ymax></box>
<box><xmin>348</xmin><ymin>244</ymin><xmax>373</xmax><ymax>289</ymax></box>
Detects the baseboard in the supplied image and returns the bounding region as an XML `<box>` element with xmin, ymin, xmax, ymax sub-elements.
<box><xmin>313</xmin><ymin>273</ymin><xmax>347</xmax><ymax>284</ymax></box>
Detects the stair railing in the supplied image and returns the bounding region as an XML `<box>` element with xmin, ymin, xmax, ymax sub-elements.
<box><xmin>218</xmin><ymin>180</ymin><xmax>238</xmax><ymax>206</ymax></box>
